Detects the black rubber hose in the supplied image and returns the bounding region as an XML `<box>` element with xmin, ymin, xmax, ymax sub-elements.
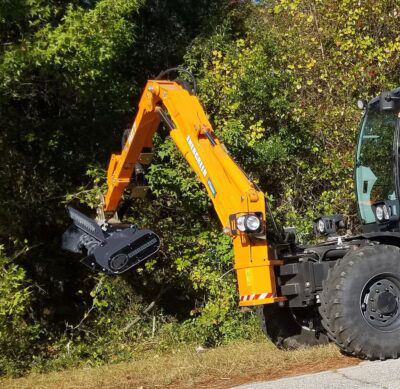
<box><xmin>155</xmin><ymin>67</ymin><xmax>197</xmax><ymax>95</ymax></box>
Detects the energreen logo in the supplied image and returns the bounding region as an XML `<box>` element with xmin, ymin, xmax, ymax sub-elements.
<box><xmin>186</xmin><ymin>135</ymin><xmax>207</xmax><ymax>177</ymax></box>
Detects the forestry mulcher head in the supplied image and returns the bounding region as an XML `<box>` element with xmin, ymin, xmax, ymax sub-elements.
<box><xmin>62</xmin><ymin>207</ymin><xmax>160</xmax><ymax>275</ymax></box>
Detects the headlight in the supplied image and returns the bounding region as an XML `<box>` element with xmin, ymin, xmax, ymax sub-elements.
<box><xmin>236</xmin><ymin>216</ymin><xmax>246</xmax><ymax>232</ymax></box>
<box><xmin>314</xmin><ymin>215</ymin><xmax>343</xmax><ymax>236</ymax></box>
<box><xmin>357</xmin><ymin>99</ymin><xmax>366</xmax><ymax>110</ymax></box>
<box><xmin>376</xmin><ymin>205</ymin><xmax>384</xmax><ymax>221</ymax></box>
<box><xmin>383</xmin><ymin>205</ymin><xmax>390</xmax><ymax>220</ymax></box>
<box><xmin>236</xmin><ymin>215</ymin><xmax>261</xmax><ymax>233</ymax></box>
<box><xmin>317</xmin><ymin>219</ymin><xmax>325</xmax><ymax>234</ymax></box>
<box><xmin>246</xmin><ymin>215</ymin><xmax>261</xmax><ymax>231</ymax></box>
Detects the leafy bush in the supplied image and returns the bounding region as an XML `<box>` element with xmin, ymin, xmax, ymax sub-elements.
<box><xmin>0</xmin><ymin>246</ymin><xmax>39</xmax><ymax>376</ymax></box>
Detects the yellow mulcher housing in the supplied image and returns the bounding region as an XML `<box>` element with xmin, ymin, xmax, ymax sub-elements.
<box><xmin>63</xmin><ymin>69</ymin><xmax>400</xmax><ymax>361</ymax></box>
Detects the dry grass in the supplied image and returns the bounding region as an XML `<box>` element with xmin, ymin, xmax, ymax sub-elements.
<box><xmin>0</xmin><ymin>340</ymin><xmax>359</xmax><ymax>389</ymax></box>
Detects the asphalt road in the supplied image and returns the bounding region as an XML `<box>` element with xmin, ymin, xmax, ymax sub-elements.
<box><xmin>232</xmin><ymin>359</ymin><xmax>400</xmax><ymax>389</ymax></box>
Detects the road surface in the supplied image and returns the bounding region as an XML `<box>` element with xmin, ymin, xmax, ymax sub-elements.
<box><xmin>232</xmin><ymin>359</ymin><xmax>400</xmax><ymax>389</ymax></box>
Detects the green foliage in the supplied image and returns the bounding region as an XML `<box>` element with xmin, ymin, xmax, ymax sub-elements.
<box><xmin>0</xmin><ymin>246</ymin><xmax>39</xmax><ymax>375</ymax></box>
<box><xmin>30</xmin><ymin>275</ymin><xmax>159</xmax><ymax>372</ymax></box>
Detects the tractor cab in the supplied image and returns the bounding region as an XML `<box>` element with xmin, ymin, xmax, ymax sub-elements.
<box><xmin>356</xmin><ymin>88</ymin><xmax>400</xmax><ymax>232</ymax></box>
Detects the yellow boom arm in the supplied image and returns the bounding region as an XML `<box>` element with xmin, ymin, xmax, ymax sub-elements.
<box><xmin>104</xmin><ymin>79</ymin><xmax>285</xmax><ymax>306</ymax></box>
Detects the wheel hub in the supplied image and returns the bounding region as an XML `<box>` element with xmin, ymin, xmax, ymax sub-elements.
<box><xmin>377</xmin><ymin>291</ymin><xmax>397</xmax><ymax>315</ymax></box>
<box><xmin>361</xmin><ymin>276</ymin><xmax>400</xmax><ymax>330</ymax></box>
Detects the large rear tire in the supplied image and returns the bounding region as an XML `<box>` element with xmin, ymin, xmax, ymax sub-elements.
<box><xmin>257</xmin><ymin>304</ymin><xmax>329</xmax><ymax>349</ymax></box>
<box><xmin>320</xmin><ymin>244</ymin><xmax>400</xmax><ymax>360</ymax></box>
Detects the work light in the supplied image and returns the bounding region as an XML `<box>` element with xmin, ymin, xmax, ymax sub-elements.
<box><xmin>317</xmin><ymin>219</ymin><xmax>325</xmax><ymax>234</ymax></box>
<box><xmin>376</xmin><ymin>205</ymin><xmax>384</xmax><ymax>221</ymax></box>
<box><xmin>236</xmin><ymin>216</ymin><xmax>246</xmax><ymax>232</ymax></box>
<box><xmin>246</xmin><ymin>215</ymin><xmax>261</xmax><ymax>231</ymax></box>
<box><xmin>236</xmin><ymin>215</ymin><xmax>261</xmax><ymax>233</ymax></box>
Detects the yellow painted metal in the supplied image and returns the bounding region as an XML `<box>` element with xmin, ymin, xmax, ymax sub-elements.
<box><xmin>103</xmin><ymin>80</ymin><xmax>285</xmax><ymax>306</ymax></box>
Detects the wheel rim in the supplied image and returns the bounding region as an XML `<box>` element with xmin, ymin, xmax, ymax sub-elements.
<box><xmin>360</xmin><ymin>273</ymin><xmax>400</xmax><ymax>332</ymax></box>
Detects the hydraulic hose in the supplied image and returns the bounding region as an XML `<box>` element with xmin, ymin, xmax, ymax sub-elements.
<box><xmin>155</xmin><ymin>67</ymin><xmax>197</xmax><ymax>95</ymax></box>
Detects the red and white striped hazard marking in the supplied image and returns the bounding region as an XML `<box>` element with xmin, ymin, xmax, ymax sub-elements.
<box><xmin>240</xmin><ymin>293</ymin><xmax>276</xmax><ymax>302</ymax></box>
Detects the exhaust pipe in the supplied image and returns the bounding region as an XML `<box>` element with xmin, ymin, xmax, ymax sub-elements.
<box><xmin>62</xmin><ymin>207</ymin><xmax>160</xmax><ymax>275</ymax></box>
